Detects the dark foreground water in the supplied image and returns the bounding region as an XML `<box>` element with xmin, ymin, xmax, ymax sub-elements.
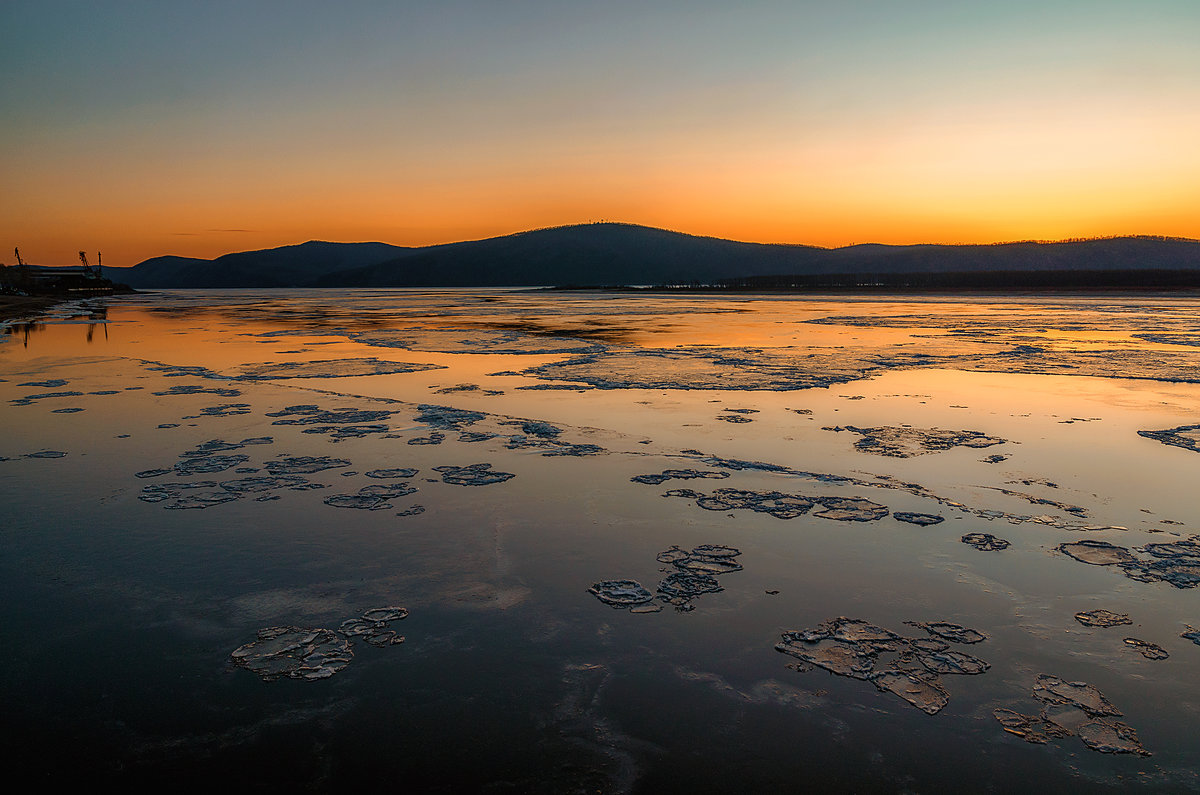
<box><xmin>2</xmin><ymin>289</ymin><xmax>1199</xmax><ymax>792</ymax></box>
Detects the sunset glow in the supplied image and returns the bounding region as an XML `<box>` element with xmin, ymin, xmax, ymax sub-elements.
<box><xmin>3</xmin><ymin>1</ymin><xmax>1199</xmax><ymax>266</ymax></box>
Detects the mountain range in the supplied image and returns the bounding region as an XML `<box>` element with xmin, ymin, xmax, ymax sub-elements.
<box><xmin>104</xmin><ymin>223</ymin><xmax>1200</xmax><ymax>289</ymax></box>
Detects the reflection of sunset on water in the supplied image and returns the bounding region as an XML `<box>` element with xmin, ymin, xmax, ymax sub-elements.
<box><xmin>4</xmin><ymin>288</ymin><xmax>1200</xmax><ymax>789</ymax></box>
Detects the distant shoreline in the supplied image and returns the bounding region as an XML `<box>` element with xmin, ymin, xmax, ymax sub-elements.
<box><xmin>0</xmin><ymin>287</ymin><xmax>137</xmax><ymax>323</ymax></box>
<box><xmin>545</xmin><ymin>287</ymin><xmax>1200</xmax><ymax>296</ymax></box>
<box><xmin>547</xmin><ymin>268</ymin><xmax>1200</xmax><ymax>294</ymax></box>
<box><xmin>0</xmin><ymin>295</ymin><xmax>68</xmax><ymax>322</ymax></box>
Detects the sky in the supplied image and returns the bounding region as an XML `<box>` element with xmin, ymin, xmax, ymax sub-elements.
<box><xmin>3</xmin><ymin>0</ymin><xmax>1200</xmax><ymax>266</ymax></box>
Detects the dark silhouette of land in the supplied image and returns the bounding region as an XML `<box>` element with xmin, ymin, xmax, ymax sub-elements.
<box><xmin>115</xmin><ymin>241</ymin><xmax>409</xmax><ymax>288</ymax></box>
<box><xmin>705</xmin><ymin>268</ymin><xmax>1200</xmax><ymax>292</ymax></box>
<box><xmin>2</xmin><ymin>251</ymin><xmax>133</xmax><ymax>318</ymax></box>
<box><xmin>103</xmin><ymin>223</ymin><xmax>1200</xmax><ymax>290</ymax></box>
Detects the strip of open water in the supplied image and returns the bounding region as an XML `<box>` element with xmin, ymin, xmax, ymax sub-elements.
<box><xmin>2</xmin><ymin>289</ymin><xmax>1200</xmax><ymax>791</ymax></box>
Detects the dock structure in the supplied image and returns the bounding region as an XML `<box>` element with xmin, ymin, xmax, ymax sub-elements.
<box><xmin>2</xmin><ymin>249</ymin><xmax>116</xmax><ymax>295</ymax></box>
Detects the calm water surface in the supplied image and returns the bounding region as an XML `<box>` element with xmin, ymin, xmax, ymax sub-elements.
<box><xmin>2</xmin><ymin>289</ymin><xmax>1199</xmax><ymax>792</ymax></box>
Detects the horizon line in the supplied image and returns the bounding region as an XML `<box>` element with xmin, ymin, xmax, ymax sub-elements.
<box><xmin>12</xmin><ymin>223</ymin><xmax>1200</xmax><ymax>268</ymax></box>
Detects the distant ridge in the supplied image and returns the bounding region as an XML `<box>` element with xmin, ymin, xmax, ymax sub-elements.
<box><xmin>108</xmin><ymin>240</ymin><xmax>411</xmax><ymax>288</ymax></box>
<box><xmin>106</xmin><ymin>223</ymin><xmax>1200</xmax><ymax>289</ymax></box>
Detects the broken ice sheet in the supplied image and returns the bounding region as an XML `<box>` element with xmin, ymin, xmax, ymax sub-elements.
<box><xmin>366</xmin><ymin>468</ymin><xmax>419</xmax><ymax>479</ymax></box>
<box><xmin>588</xmin><ymin>580</ymin><xmax>654</xmax><ymax>608</ymax></box>
<box><xmin>997</xmin><ymin>675</ymin><xmax>1151</xmax><ymax>756</ymax></box>
<box><xmin>1057</xmin><ymin>538</ymin><xmax>1200</xmax><ymax>589</ymax></box>
<box><xmin>231</xmin><ymin>607</ymin><xmax>409</xmax><ymax>681</ymax></box>
<box><xmin>302</xmin><ymin>424</ymin><xmax>391</xmax><ymax>439</ymax></box>
<box><xmin>667</xmin><ymin>544</ymin><xmax>744</xmax><ymax>575</ymax></box>
<box><xmin>1073</xmin><ymin>610</ymin><xmax>1132</xmax><ymax>628</ymax></box>
<box><xmin>139</xmin><ymin>456</ymin><xmax>327</xmax><ymax>507</ymax></box>
<box><xmin>514</xmin><ymin>346</ymin><xmax>919</xmax><ymax>390</ymax></box>
<box><xmin>961</xmin><ymin>532</ymin><xmax>1010</xmax><ymax>551</ymax></box>
<box><xmin>1122</xmin><ymin>638</ymin><xmax>1169</xmax><ymax>660</ymax></box>
<box><xmin>777</xmin><ymin>636</ymin><xmax>878</xmax><ymax>680</ymax></box>
<box><xmin>917</xmin><ymin>650</ymin><xmax>990</xmax><ymax>675</ymax></box>
<box><xmin>1137</xmin><ymin>424</ymin><xmax>1200</xmax><ymax>453</ymax></box>
<box><xmin>268</xmin><ymin>405</ymin><xmax>396</xmax><ymax>426</ymax></box>
<box><xmin>352</xmin><ymin>327</ymin><xmax>604</xmax><ymax>355</ymax></box>
<box><xmin>504</xmin><ymin>433</ymin><xmax>606</xmax><ymax>457</ymax></box>
<box><xmin>680</xmin><ymin>488</ymin><xmax>812</xmax><ymax>519</ymax></box>
<box><xmin>134</xmin><ymin>440</ymin><xmax>265</xmax><ymax>477</ymax></box>
<box><xmin>1077</xmin><ymin>718</ymin><xmax>1151</xmax><ymax>756</ymax></box>
<box><xmin>870</xmin><ymin>671</ymin><xmax>949</xmax><ymax>715</ymax></box>
<box><xmin>231</xmin><ymin>627</ymin><xmax>354</xmax><ymax>681</ymax></box>
<box><xmin>629</xmin><ymin>469</ymin><xmax>730</xmax><ymax>486</ymax></box>
<box><xmin>152</xmin><ymin>384</ymin><xmax>243</xmax><ymax>397</ymax></box>
<box><xmin>811</xmin><ymin>496</ymin><xmax>889</xmax><ymax>522</ymax></box>
<box><xmin>11</xmin><ymin>390</ymin><xmax>86</xmax><ymax>405</ymax></box>
<box><xmin>893</xmin><ymin>512</ymin><xmax>944</xmax><ymax>526</ymax></box>
<box><xmin>431</xmin><ymin>383</ymin><xmax>495</xmax><ymax>395</ymax></box>
<box><xmin>904</xmin><ymin>621</ymin><xmax>988</xmax><ymax>644</ymax></box>
<box><xmin>325</xmin><ymin>483</ymin><xmax>417</xmax><ymax>510</ymax></box>
<box><xmin>1058</xmin><ymin>540</ymin><xmax>1138</xmax><ymax>566</ymax></box>
<box><xmin>183</xmin><ymin>437</ymin><xmax>273</xmax><ymax>457</ymax></box>
<box><xmin>18</xmin><ymin>378</ymin><xmax>68</xmax><ymax>388</ymax></box>
<box><xmin>139</xmin><ymin>481</ymin><xmax>242</xmax><ymax>509</ymax></box>
<box><xmin>657</xmin><ymin>572</ymin><xmax>724</xmax><ymax>601</ymax></box>
<box><xmin>824</xmin><ymin>425</ymin><xmax>1007</xmax><ymax>457</ymax></box>
<box><xmin>666</xmin><ymin>486</ymin><xmax>888</xmax><ymax>522</ymax></box>
<box><xmin>535</xmin><ymin>441</ymin><xmax>606</xmax><ymax>457</ymax></box>
<box><xmin>414</xmin><ymin>404</ymin><xmax>485</xmax><ymax>429</ymax></box>
<box><xmin>1032</xmin><ymin>674</ymin><xmax>1121</xmax><ymax>717</ymax></box>
<box><xmin>338</xmin><ymin>606</ymin><xmax>409</xmax><ymax>647</ymax></box>
<box><xmin>433</xmin><ymin>463</ymin><xmax>515</xmax><ymax>486</ymax></box>
<box><xmin>264</xmin><ymin>456</ymin><xmax>352</xmax><ymax>475</ymax></box>
<box><xmin>634</xmin><ymin>544</ymin><xmax>745</xmax><ymax>611</ymax></box>
<box><xmin>219</xmin><ymin>475</ymin><xmax>316</xmax><ymax>494</ymax></box>
<box><xmin>992</xmin><ymin>708</ymin><xmax>1075</xmax><ymax>744</ymax></box>
<box><xmin>228</xmin><ymin>358</ymin><xmax>444</xmax><ymax>380</ymax></box>
<box><xmin>501</xmin><ymin>419</ymin><xmax>561</xmax><ymax>438</ymax></box>
<box><xmin>168</xmin><ymin>454</ymin><xmax>250</xmax><ymax>476</ymax></box>
<box><xmin>983</xmin><ymin>487</ymin><xmax>1086</xmax><ymax>516</ymax></box>
<box><xmin>185</xmin><ymin>403</ymin><xmax>252</xmax><ymax>418</ymax></box>
<box><xmin>775</xmin><ymin>616</ymin><xmax>991</xmax><ymax>715</ymax></box>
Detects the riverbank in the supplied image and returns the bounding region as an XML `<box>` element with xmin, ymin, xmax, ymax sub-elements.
<box><xmin>0</xmin><ymin>295</ymin><xmax>68</xmax><ymax>322</ymax></box>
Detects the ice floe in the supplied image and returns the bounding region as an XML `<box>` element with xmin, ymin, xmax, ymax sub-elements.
<box><xmin>231</xmin><ymin>606</ymin><xmax>408</xmax><ymax>681</ymax></box>
<box><xmin>961</xmin><ymin>532</ymin><xmax>1010</xmax><ymax>551</ymax></box>
<box><xmin>824</xmin><ymin>425</ymin><xmax>1007</xmax><ymax>458</ymax></box>
<box><xmin>1073</xmin><ymin>609</ymin><xmax>1132</xmax><ymax>627</ymax></box>
<box><xmin>776</xmin><ymin>616</ymin><xmax>990</xmax><ymax>715</ymax></box>
<box><xmin>433</xmin><ymin>463</ymin><xmax>515</xmax><ymax>486</ymax></box>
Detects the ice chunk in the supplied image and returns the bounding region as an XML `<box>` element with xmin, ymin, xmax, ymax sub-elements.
<box><xmin>1073</xmin><ymin>610</ymin><xmax>1132</xmax><ymax>628</ymax></box>
<box><xmin>231</xmin><ymin>626</ymin><xmax>354</xmax><ymax>681</ymax></box>
<box><xmin>433</xmin><ymin>463</ymin><xmax>515</xmax><ymax>486</ymax></box>
<box><xmin>587</xmin><ymin>580</ymin><xmax>654</xmax><ymax>608</ymax></box>
<box><xmin>961</xmin><ymin>532</ymin><xmax>1010</xmax><ymax>551</ymax></box>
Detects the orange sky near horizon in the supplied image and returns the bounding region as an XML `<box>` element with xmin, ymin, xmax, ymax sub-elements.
<box><xmin>4</xmin><ymin>1</ymin><xmax>1200</xmax><ymax>267</ymax></box>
